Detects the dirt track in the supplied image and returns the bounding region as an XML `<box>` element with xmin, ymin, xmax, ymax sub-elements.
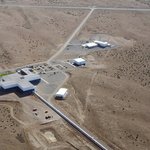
<box><xmin>0</xmin><ymin>93</ymin><xmax>95</xmax><ymax>150</ymax></box>
<box><xmin>0</xmin><ymin>102</ymin><xmax>31</xmax><ymax>150</ymax></box>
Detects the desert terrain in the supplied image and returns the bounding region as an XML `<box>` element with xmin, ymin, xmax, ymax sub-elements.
<box><xmin>53</xmin><ymin>10</ymin><xmax>150</xmax><ymax>150</ymax></box>
<box><xmin>0</xmin><ymin>1</ymin><xmax>150</xmax><ymax>150</ymax></box>
<box><xmin>0</xmin><ymin>93</ymin><xmax>95</xmax><ymax>150</ymax></box>
<box><xmin>0</xmin><ymin>7</ymin><xmax>87</xmax><ymax>70</ymax></box>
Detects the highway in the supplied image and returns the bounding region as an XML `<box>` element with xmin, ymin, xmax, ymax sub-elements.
<box><xmin>34</xmin><ymin>91</ymin><xmax>109</xmax><ymax>150</ymax></box>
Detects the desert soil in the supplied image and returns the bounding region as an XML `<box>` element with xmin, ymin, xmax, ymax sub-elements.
<box><xmin>0</xmin><ymin>7</ymin><xmax>88</xmax><ymax>70</ymax></box>
<box><xmin>0</xmin><ymin>93</ymin><xmax>95</xmax><ymax>150</ymax></box>
<box><xmin>53</xmin><ymin>10</ymin><xmax>150</xmax><ymax>150</ymax></box>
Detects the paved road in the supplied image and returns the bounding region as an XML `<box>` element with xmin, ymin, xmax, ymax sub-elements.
<box><xmin>0</xmin><ymin>4</ymin><xmax>150</xmax><ymax>11</ymax></box>
<box><xmin>95</xmin><ymin>7</ymin><xmax>150</xmax><ymax>11</ymax></box>
<box><xmin>0</xmin><ymin>4</ymin><xmax>90</xmax><ymax>9</ymax></box>
<box><xmin>47</xmin><ymin>8</ymin><xmax>94</xmax><ymax>63</ymax></box>
<box><xmin>34</xmin><ymin>91</ymin><xmax>109</xmax><ymax>150</ymax></box>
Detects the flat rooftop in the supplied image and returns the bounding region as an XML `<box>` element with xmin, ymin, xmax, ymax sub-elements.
<box><xmin>0</xmin><ymin>68</ymin><xmax>40</xmax><ymax>92</ymax></box>
<box><xmin>56</xmin><ymin>88</ymin><xmax>68</xmax><ymax>95</ymax></box>
<box><xmin>74</xmin><ymin>58</ymin><xmax>86</xmax><ymax>62</ymax></box>
<box><xmin>82</xmin><ymin>42</ymin><xmax>98</xmax><ymax>48</ymax></box>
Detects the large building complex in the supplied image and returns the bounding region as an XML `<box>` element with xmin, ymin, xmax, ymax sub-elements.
<box><xmin>0</xmin><ymin>68</ymin><xmax>41</xmax><ymax>93</ymax></box>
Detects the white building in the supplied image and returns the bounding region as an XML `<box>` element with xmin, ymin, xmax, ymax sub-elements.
<box><xmin>94</xmin><ymin>40</ymin><xmax>111</xmax><ymax>48</ymax></box>
<box><xmin>55</xmin><ymin>88</ymin><xmax>68</xmax><ymax>100</ymax></box>
<box><xmin>82</xmin><ymin>42</ymin><xmax>98</xmax><ymax>49</ymax></box>
<box><xmin>73</xmin><ymin>58</ymin><xmax>86</xmax><ymax>66</ymax></box>
<box><xmin>0</xmin><ymin>68</ymin><xmax>41</xmax><ymax>93</ymax></box>
<box><xmin>24</xmin><ymin>74</ymin><xmax>41</xmax><ymax>82</ymax></box>
<box><xmin>17</xmin><ymin>80</ymin><xmax>35</xmax><ymax>92</ymax></box>
<box><xmin>0</xmin><ymin>80</ymin><xmax>18</xmax><ymax>90</ymax></box>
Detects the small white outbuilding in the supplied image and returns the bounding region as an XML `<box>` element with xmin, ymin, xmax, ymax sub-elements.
<box><xmin>55</xmin><ymin>88</ymin><xmax>68</xmax><ymax>100</ymax></box>
<box><xmin>94</xmin><ymin>40</ymin><xmax>111</xmax><ymax>48</ymax></box>
<box><xmin>82</xmin><ymin>42</ymin><xmax>98</xmax><ymax>48</ymax></box>
<box><xmin>73</xmin><ymin>58</ymin><xmax>86</xmax><ymax>66</ymax></box>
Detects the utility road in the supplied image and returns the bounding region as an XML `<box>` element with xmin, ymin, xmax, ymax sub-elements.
<box><xmin>0</xmin><ymin>4</ymin><xmax>150</xmax><ymax>11</ymax></box>
<box><xmin>47</xmin><ymin>8</ymin><xmax>94</xmax><ymax>63</ymax></box>
<box><xmin>34</xmin><ymin>91</ymin><xmax>109</xmax><ymax>150</ymax></box>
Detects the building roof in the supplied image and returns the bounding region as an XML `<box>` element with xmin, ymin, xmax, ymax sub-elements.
<box><xmin>0</xmin><ymin>80</ymin><xmax>17</xmax><ymax>89</ymax></box>
<box><xmin>82</xmin><ymin>42</ymin><xmax>98</xmax><ymax>48</ymax></box>
<box><xmin>73</xmin><ymin>58</ymin><xmax>86</xmax><ymax>63</ymax></box>
<box><xmin>94</xmin><ymin>40</ymin><xmax>111</xmax><ymax>46</ymax></box>
<box><xmin>24</xmin><ymin>74</ymin><xmax>40</xmax><ymax>82</ymax></box>
<box><xmin>18</xmin><ymin>80</ymin><xmax>34</xmax><ymax>92</ymax></box>
<box><xmin>56</xmin><ymin>88</ymin><xmax>68</xmax><ymax>96</ymax></box>
<box><xmin>0</xmin><ymin>68</ymin><xmax>41</xmax><ymax>92</ymax></box>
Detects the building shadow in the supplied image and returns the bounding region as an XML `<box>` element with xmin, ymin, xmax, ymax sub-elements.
<box><xmin>0</xmin><ymin>87</ymin><xmax>34</xmax><ymax>98</ymax></box>
<box><xmin>0</xmin><ymin>79</ymin><xmax>41</xmax><ymax>98</ymax></box>
<box><xmin>30</xmin><ymin>79</ymin><xmax>41</xmax><ymax>86</ymax></box>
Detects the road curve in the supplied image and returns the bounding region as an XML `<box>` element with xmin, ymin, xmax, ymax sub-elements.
<box><xmin>34</xmin><ymin>91</ymin><xmax>109</xmax><ymax>150</ymax></box>
<box><xmin>47</xmin><ymin>8</ymin><xmax>94</xmax><ymax>63</ymax></box>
